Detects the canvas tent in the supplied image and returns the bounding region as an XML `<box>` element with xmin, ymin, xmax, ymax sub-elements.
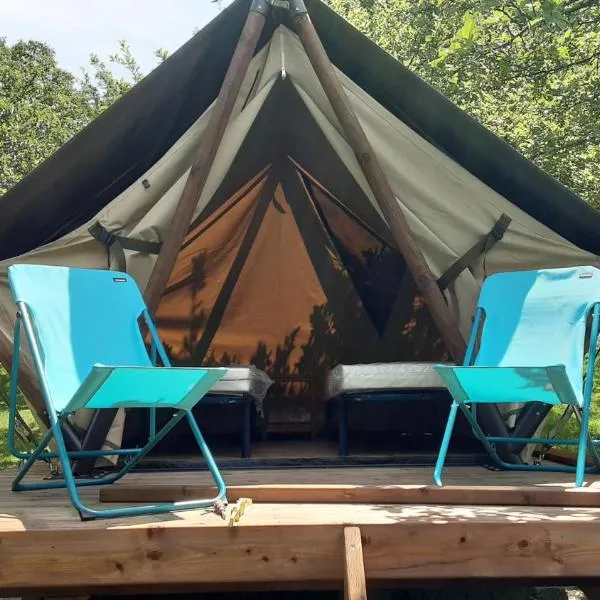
<box><xmin>1</xmin><ymin>0</ymin><xmax>599</xmax><ymax>459</ymax></box>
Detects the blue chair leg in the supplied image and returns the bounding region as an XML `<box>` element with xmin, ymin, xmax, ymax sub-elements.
<box><xmin>576</xmin><ymin>404</ymin><xmax>592</xmax><ymax>487</ymax></box>
<box><xmin>576</xmin><ymin>305</ymin><xmax>600</xmax><ymax>486</ymax></box>
<box><xmin>186</xmin><ymin>410</ymin><xmax>227</xmax><ymax>497</ymax></box>
<box><xmin>339</xmin><ymin>395</ymin><xmax>348</xmax><ymax>457</ymax></box>
<box><xmin>14</xmin><ymin>408</ymin><xmax>228</xmax><ymax>521</ymax></box>
<box><xmin>242</xmin><ymin>397</ymin><xmax>251</xmax><ymax>459</ymax></box>
<box><xmin>434</xmin><ymin>401</ymin><xmax>458</xmax><ymax>486</ymax></box>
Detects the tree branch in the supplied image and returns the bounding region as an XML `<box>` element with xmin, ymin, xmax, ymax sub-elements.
<box><xmin>520</xmin><ymin>50</ymin><xmax>600</xmax><ymax>78</ymax></box>
<box><xmin>565</xmin><ymin>0</ymin><xmax>597</xmax><ymax>15</ymax></box>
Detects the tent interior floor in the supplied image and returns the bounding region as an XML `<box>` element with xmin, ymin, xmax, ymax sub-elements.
<box><xmin>138</xmin><ymin>398</ymin><xmax>486</xmax><ymax>469</ymax></box>
<box><xmin>137</xmin><ymin>434</ymin><xmax>486</xmax><ymax>471</ymax></box>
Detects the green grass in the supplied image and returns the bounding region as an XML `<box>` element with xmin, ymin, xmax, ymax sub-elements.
<box><xmin>540</xmin><ymin>359</ymin><xmax>600</xmax><ymax>448</ymax></box>
<box><xmin>0</xmin><ymin>364</ymin><xmax>41</xmax><ymax>470</ymax></box>
<box><xmin>0</xmin><ymin>400</ymin><xmax>39</xmax><ymax>470</ymax></box>
<box><xmin>539</xmin><ymin>388</ymin><xmax>600</xmax><ymax>450</ymax></box>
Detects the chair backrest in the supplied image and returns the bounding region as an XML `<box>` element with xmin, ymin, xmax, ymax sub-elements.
<box><xmin>9</xmin><ymin>264</ymin><xmax>153</xmax><ymax>411</ymax></box>
<box><xmin>473</xmin><ymin>266</ymin><xmax>600</xmax><ymax>393</ymax></box>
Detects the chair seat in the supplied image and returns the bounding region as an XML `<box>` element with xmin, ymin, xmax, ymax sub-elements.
<box><xmin>435</xmin><ymin>364</ymin><xmax>582</xmax><ymax>407</ymax></box>
<box><xmin>64</xmin><ymin>365</ymin><xmax>228</xmax><ymax>413</ymax></box>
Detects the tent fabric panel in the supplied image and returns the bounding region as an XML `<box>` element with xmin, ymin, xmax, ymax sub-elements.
<box><xmin>279</xmin><ymin>162</ymin><xmax>382</xmax><ymax>363</ymax></box>
<box><xmin>155</xmin><ymin>175</ymin><xmax>269</xmax><ymax>361</ymax></box>
<box><xmin>306</xmin><ymin>180</ymin><xmax>407</xmax><ymax>336</ymax></box>
<box><xmin>272</xmin><ymin>26</ymin><xmax>595</xmax><ymax>269</ymax></box>
<box><xmin>265</xmin><ymin>28</ymin><xmax>599</xmax><ymax>335</ymax></box>
<box><xmin>97</xmin><ymin>55</ymin><xmax>274</xmax><ymax>239</ymax></box>
<box><xmin>303</xmin><ymin>0</ymin><xmax>600</xmax><ymax>256</ymax></box>
<box><xmin>199</xmin><ymin>182</ymin><xmax>330</xmax><ymax>374</ymax></box>
<box><xmin>123</xmin><ymin>78</ymin><xmax>277</xmax><ymax>290</ymax></box>
<box><xmin>287</xmin><ymin>81</ymin><xmax>493</xmax><ymax>282</ymax></box>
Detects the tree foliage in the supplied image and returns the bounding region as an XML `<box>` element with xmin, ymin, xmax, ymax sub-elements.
<box><xmin>325</xmin><ymin>0</ymin><xmax>600</xmax><ymax>207</ymax></box>
<box><xmin>0</xmin><ymin>38</ymin><xmax>161</xmax><ymax>196</ymax></box>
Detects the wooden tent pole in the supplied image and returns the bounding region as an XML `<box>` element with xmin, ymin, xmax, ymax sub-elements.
<box><xmin>143</xmin><ymin>0</ymin><xmax>271</xmax><ymax>314</ymax></box>
<box><xmin>289</xmin><ymin>1</ymin><xmax>466</xmax><ymax>361</ymax></box>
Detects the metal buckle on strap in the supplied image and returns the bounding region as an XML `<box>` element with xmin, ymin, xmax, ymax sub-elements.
<box><xmin>89</xmin><ymin>222</ymin><xmax>116</xmax><ymax>247</ymax></box>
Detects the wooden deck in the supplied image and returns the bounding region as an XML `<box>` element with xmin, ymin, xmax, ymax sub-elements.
<box><xmin>3</xmin><ymin>463</ymin><xmax>600</xmax><ymax>596</ymax></box>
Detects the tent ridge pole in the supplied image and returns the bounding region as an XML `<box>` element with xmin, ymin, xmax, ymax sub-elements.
<box><xmin>143</xmin><ymin>0</ymin><xmax>271</xmax><ymax>315</ymax></box>
<box><xmin>289</xmin><ymin>0</ymin><xmax>466</xmax><ymax>362</ymax></box>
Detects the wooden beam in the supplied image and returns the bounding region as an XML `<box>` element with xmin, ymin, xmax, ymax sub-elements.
<box><xmin>99</xmin><ymin>483</ymin><xmax>600</xmax><ymax>507</ymax></box>
<box><xmin>344</xmin><ymin>527</ymin><xmax>367</xmax><ymax>600</ymax></box>
<box><xmin>289</xmin><ymin>0</ymin><xmax>466</xmax><ymax>362</ymax></box>
<box><xmin>142</xmin><ymin>0</ymin><xmax>271</xmax><ymax>315</ymax></box>
<box><xmin>4</xmin><ymin>520</ymin><xmax>600</xmax><ymax>594</ymax></box>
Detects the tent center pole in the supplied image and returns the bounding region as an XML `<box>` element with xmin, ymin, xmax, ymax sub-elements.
<box><xmin>289</xmin><ymin>0</ymin><xmax>466</xmax><ymax>363</ymax></box>
<box><xmin>143</xmin><ymin>0</ymin><xmax>271</xmax><ymax>315</ymax></box>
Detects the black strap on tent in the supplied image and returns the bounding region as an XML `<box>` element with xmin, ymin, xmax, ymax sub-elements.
<box><xmin>88</xmin><ymin>222</ymin><xmax>163</xmax><ymax>272</ymax></box>
<box><xmin>437</xmin><ymin>213</ymin><xmax>512</xmax><ymax>291</ymax></box>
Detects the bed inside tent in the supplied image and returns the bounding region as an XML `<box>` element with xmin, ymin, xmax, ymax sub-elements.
<box><xmin>1</xmin><ymin>1</ymin><xmax>600</xmax><ymax>471</ymax></box>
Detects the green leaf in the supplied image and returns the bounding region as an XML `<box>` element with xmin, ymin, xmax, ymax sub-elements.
<box><xmin>458</xmin><ymin>12</ymin><xmax>478</xmax><ymax>41</ymax></box>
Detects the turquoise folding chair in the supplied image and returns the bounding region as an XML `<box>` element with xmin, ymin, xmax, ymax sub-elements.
<box><xmin>7</xmin><ymin>264</ymin><xmax>229</xmax><ymax>520</ymax></box>
<box><xmin>434</xmin><ymin>266</ymin><xmax>600</xmax><ymax>488</ymax></box>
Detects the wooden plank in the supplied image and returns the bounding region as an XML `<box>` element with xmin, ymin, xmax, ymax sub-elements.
<box><xmin>344</xmin><ymin>527</ymin><xmax>367</xmax><ymax>600</ymax></box>
<box><xmin>99</xmin><ymin>483</ymin><xmax>600</xmax><ymax>507</ymax></box>
<box><xmin>4</xmin><ymin>519</ymin><xmax>600</xmax><ymax>594</ymax></box>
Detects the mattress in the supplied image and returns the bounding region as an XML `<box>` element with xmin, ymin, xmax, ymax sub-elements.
<box><xmin>208</xmin><ymin>366</ymin><xmax>273</xmax><ymax>410</ymax></box>
<box><xmin>325</xmin><ymin>362</ymin><xmax>453</xmax><ymax>400</ymax></box>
